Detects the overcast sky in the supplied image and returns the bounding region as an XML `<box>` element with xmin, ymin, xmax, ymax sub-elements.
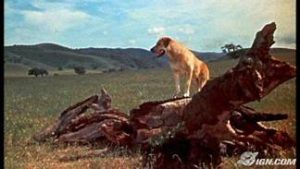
<box><xmin>5</xmin><ymin>0</ymin><xmax>296</xmax><ymax>52</ymax></box>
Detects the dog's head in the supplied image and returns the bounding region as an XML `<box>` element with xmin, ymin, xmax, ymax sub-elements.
<box><xmin>150</xmin><ymin>37</ymin><xmax>171</xmax><ymax>57</ymax></box>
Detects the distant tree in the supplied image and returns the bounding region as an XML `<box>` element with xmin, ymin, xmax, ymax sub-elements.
<box><xmin>221</xmin><ymin>43</ymin><xmax>243</xmax><ymax>59</ymax></box>
<box><xmin>28</xmin><ymin>68</ymin><xmax>48</xmax><ymax>77</ymax></box>
<box><xmin>108</xmin><ymin>68</ymin><xmax>116</xmax><ymax>73</ymax></box>
<box><xmin>221</xmin><ymin>43</ymin><xmax>243</xmax><ymax>53</ymax></box>
<box><xmin>74</xmin><ymin>66</ymin><xmax>86</xmax><ymax>75</ymax></box>
<box><xmin>57</xmin><ymin>66</ymin><xmax>63</xmax><ymax>71</ymax></box>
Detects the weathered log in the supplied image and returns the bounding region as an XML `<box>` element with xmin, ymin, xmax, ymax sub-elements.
<box><xmin>65</xmin><ymin>110</ymin><xmax>129</xmax><ymax>133</ymax></box>
<box><xmin>55</xmin><ymin>95</ymin><xmax>99</xmax><ymax>135</ymax></box>
<box><xmin>130</xmin><ymin>97</ymin><xmax>190</xmax><ymax>140</ymax></box>
<box><xmin>34</xmin><ymin>87</ymin><xmax>294</xmax><ymax>163</ymax></box>
<box><xmin>33</xmin><ymin>89</ymin><xmax>113</xmax><ymax>142</ymax></box>
<box><xmin>230</xmin><ymin>106</ymin><xmax>287</xmax><ymax>135</ymax></box>
<box><xmin>55</xmin><ymin>122</ymin><xmax>105</xmax><ymax>144</ymax></box>
<box><xmin>32</xmin><ymin>95</ymin><xmax>98</xmax><ymax>142</ymax></box>
<box><xmin>234</xmin><ymin>105</ymin><xmax>288</xmax><ymax>122</ymax></box>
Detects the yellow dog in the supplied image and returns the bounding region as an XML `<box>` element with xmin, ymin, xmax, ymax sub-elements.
<box><xmin>150</xmin><ymin>37</ymin><xmax>210</xmax><ymax>97</ymax></box>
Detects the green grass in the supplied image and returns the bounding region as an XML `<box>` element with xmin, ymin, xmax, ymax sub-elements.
<box><xmin>4</xmin><ymin>55</ymin><xmax>296</xmax><ymax>169</ymax></box>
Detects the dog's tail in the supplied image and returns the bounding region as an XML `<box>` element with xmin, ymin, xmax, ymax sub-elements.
<box><xmin>203</xmin><ymin>63</ymin><xmax>210</xmax><ymax>81</ymax></box>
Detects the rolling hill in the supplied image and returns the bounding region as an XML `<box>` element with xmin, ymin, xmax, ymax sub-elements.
<box><xmin>4</xmin><ymin>43</ymin><xmax>225</xmax><ymax>71</ymax></box>
<box><xmin>4</xmin><ymin>43</ymin><xmax>295</xmax><ymax>76</ymax></box>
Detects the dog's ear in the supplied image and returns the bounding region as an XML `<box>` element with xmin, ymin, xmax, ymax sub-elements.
<box><xmin>162</xmin><ymin>37</ymin><xmax>171</xmax><ymax>47</ymax></box>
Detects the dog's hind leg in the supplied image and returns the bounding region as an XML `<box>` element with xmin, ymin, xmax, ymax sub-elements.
<box><xmin>197</xmin><ymin>76</ymin><xmax>208</xmax><ymax>92</ymax></box>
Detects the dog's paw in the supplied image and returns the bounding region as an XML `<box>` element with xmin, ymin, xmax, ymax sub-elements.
<box><xmin>172</xmin><ymin>94</ymin><xmax>179</xmax><ymax>98</ymax></box>
<box><xmin>183</xmin><ymin>93</ymin><xmax>190</xmax><ymax>97</ymax></box>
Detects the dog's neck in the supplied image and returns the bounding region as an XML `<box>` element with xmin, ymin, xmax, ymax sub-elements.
<box><xmin>165</xmin><ymin>44</ymin><xmax>189</xmax><ymax>62</ymax></box>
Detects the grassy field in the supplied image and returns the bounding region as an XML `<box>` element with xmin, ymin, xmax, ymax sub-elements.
<box><xmin>4</xmin><ymin>54</ymin><xmax>296</xmax><ymax>169</ymax></box>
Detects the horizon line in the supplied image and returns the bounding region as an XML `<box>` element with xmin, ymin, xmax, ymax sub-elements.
<box><xmin>4</xmin><ymin>42</ymin><xmax>296</xmax><ymax>52</ymax></box>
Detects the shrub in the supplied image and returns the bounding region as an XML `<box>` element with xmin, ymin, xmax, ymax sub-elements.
<box><xmin>74</xmin><ymin>66</ymin><xmax>86</xmax><ymax>75</ymax></box>
<box><xmin>28</xmin><ymin>68</ymin><xmax>49</xmax><ymax>77</ymax></box>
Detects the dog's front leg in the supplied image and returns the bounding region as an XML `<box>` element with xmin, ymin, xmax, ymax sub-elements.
<box><xmin>184</xmin><ymin>71</ymin><xmax>193</xmax><ymax>97</ymax></box>
<box><xmin>173</xmin><ymin>72</ymin><xmax>181</xmax><ymax>98</ymax></box>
